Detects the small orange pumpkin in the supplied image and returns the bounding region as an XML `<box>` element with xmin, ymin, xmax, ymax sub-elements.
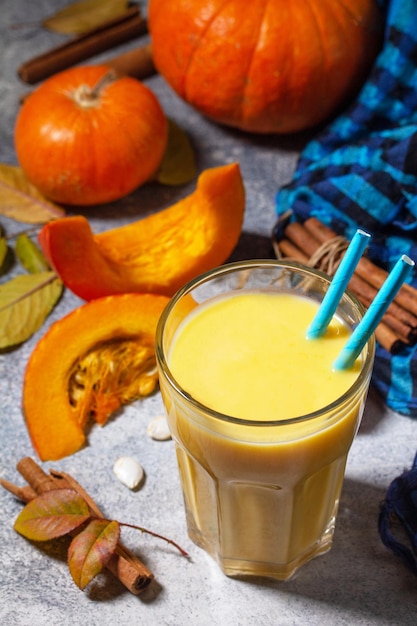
<box><xmin>38</xmin><ymin>163</ymin><xmax>245</xmax><ymax>300</ymax></box>
<box><xmin>15</xmin><ymin>65</ymin><xmax>168</xmax><ymax>205</ymax></box>
<box><xmin>148</xmin><ymin>0</ymin><xmax>383</xmax><ymax>134</ymax></box>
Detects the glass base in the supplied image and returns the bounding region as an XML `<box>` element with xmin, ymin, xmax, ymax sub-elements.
<box><xmin>188</xmin><ymin>516</ymin><xmax>335</xmax><ymax>581</ymax></box>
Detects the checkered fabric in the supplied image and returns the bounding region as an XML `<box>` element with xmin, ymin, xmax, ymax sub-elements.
<box><xmin>276</xmin><ymin>0</ymin><xmax>417</xmax><ymax>416</ymax></box>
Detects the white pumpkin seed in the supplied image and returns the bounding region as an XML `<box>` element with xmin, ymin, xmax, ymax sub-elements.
<box><xmin>147</xmin><ymin>415</ymin><xmax>171</xmax><ymax>441</ymax></box>
<box><xmin>113</xmin><ymin>456</ymin><xmax>144</xmax><ymax>490</ymax></box>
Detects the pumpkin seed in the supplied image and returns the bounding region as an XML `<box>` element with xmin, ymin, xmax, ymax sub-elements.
<box><xmin>113</xmin><ymin>456</ymin><xmax>144</xmax><ymax>490</ymax></box>
<box><xmin>147</xmin><ymin>415</ymin><xmax>171</xmax><ymax>441</ymax></box>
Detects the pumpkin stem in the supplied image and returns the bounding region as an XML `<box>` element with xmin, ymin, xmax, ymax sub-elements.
<box><xmin>72</xmin><ymin>69</ymin><xmax>117</xmax><ymax>109</ymax></box>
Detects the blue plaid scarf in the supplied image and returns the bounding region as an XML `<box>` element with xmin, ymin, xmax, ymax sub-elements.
<box><xmin>276</xmin><ymin>0</ymin><xmax>417</xmax><ymax>418</ymax></box>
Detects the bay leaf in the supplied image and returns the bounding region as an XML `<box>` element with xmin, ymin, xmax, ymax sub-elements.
<box><xmin>0</xmin><ymin>272</ymin><xmax>63</xmax><ymax>348</ymax></box>
<box><xmin>0</xmin><ymin>164</ymin><xmax>65</xmax><ymax>224</ymax></box>
<box><xmin>68</xmin><ymin>519</ymin><xmax>120</xmax><ymax>589</ymax></box>
<box><xmin>15</xmin><ymin>233</ymin><xmax>50</xmax><ymax>273</ymax></box>
<box><xmin>155</xmin><ymin>119</ymin><xmax>197</xmax><ymax>186</ymax></box>
<box><xmin>42</xmin><ymin>0</ymin><xmax>130</xmax><ymax>35</ymax></box>
<box><xmin>14</xmin><ymin>489</ymin><xmax>91</xmax><ymax>541</ymax></box>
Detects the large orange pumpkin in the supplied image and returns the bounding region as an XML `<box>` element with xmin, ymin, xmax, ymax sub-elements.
<box><xmin>15</xmin><ymin>65</ymin><xmax>168</xmax><ymax>205</ymax></box>
<box><xmin>148</xmin><ymin>0</ymin><xmax>383</xmax><ymax>134</ymax></box>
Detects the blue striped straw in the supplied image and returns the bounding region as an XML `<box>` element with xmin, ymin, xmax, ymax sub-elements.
<box><xmin>307</xmin><ymin>229</ymin><xmax>371</xmax><ymax>339</ymax></box>
<box><xmin>334</xmin><ymin>255</ymin><xmax>415</xmax><ymax>371</ymax></box>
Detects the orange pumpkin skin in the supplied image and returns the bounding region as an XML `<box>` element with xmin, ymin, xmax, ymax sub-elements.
<box><xmin>38</xmin><ymin>163</ymin><xmax>245</xmax><ymax>300</ymax></box>
<box><xmin>14</xmin><ymin>65</ymin><xmax>168</xmax><ymax>205</ymax></box>
<box><xmin>23</xmin><ymin>293</ymin><xmax>170</xmax><ymax>461</ymax></box>
<box><xmin>148</xmin><ymin>0</ymin><xmax>383</xmax><ymax>134</ymax></box>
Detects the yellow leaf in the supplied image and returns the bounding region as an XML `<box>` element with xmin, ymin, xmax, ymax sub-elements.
<box><xmin>42</xmin><ymin>0</ymin><xmax>131</xmax><ymax>35</ymax></box>
<box><xmin>0</xmin><ymin>164</ymin><xmax>65</xmax><ymax>224</ymax></box>
<box><xmin>0</xmin><ymin>272</ymin><xmax>63</xmax><ymax>348</ymax></box>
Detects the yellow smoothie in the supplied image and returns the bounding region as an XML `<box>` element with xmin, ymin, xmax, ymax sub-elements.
<box><xmin>168</xmin><ymin>291</ymin><xmax>360</xmax><ymax>420</ymax></box>
<box><xmin>159</xmin><ymin>288</ymin><xmax>372</xmax><ymax>579</ymax></box>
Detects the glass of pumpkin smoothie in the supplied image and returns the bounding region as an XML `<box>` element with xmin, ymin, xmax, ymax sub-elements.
<box><xmin>155</xmin><ymin>260</ymin><xmax>375</xmax><ymax>580</ymax></box>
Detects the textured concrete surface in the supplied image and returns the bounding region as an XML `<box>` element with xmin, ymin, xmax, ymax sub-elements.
<box><xmin>1</xmin><ymin>2</ymin><xmax>417</xmax><ymax>625</ymax></box>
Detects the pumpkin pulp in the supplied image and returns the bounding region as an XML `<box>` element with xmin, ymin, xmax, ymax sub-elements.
<box><xmin>68</xmin><ymin>334</ymin><xmax>158</xmax><ymax>428</ymax></box>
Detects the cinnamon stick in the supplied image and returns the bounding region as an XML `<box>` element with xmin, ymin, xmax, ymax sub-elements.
<box><xmin>274</xmin><ymin>217</ymin><xmax>417</xmax><ymax>353</ymax></box>
<box><xmin>278</xmin><ymin>235</ymin><xmax>415</xmax><ymax>350</ymax></box>
<box><xmin>304</xmin><ymin>217</ymin><xmax>417</xmax><ymax>318</ymax></box>
<box><xmin>49</xmin><ymin>468</ymin><xmax>154</xmax><ymax>595</ymax></box>
<box><xmin>18</xmin><ymin>7</ymin><xmax>148</xmax><ymax>84</ymax></box>
<box><xmin>275</xmin><ymin>237</ymin><xmax>310</xmax><ymax>263</ymax></box>
<box><xmin>286</xmin><ymin>219</ymin><xmax>417</xmax><ymax>329</ymax></box>
<box><xmin>106</xmin><ymin>43</ymin><xmax>155</xmax><ymax>79</ymax></box>
<box><xmin>2</xmin><ymin>457</ymin><xmax>154</xmax><ymax>595</ymax></box>
<box><xmin>347</xmin><ymin>273</ymin><xmax>417</xmax><ymax>339</ymax></box>
<box><xmin>284</xmin><ymin>222</ymin><xmax>321</xmax><ymax>258</ymax></box>
<box><xmin>0</xmin><ymin>478</ymin><xmax>36</xmax><ymax>502</ymax></box>
<box><xmin>277</xmin><ymin>236</ymin><xmax>407</xmax><ymax>352</ymax></box>
<box><xmin>375</xmin><ymin>323</ymin><xmax>405</xmax><ymax>355</ymax></box>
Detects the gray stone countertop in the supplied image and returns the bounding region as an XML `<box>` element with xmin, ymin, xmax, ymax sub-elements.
<box><xmin>1</xmin><ymin>2</ymin><xmax>416</xmax><ymax>625</ymax></box>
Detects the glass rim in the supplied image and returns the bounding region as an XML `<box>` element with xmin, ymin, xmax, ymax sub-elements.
<box><xmin>155</xmin><ymin>259</ymin><xmax>376</xmax><ymax>428</ymax></box>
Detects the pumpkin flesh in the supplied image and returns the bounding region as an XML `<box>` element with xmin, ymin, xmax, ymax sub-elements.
<box><xmin>148</xmin><ymin>0</ymin><xmax>384</xmax><ymax>133</ymax></box>
<box><xmin>39</xmin><ymin>163</ymin><xmax>245</xmax><ymax>300</ymax></box>
<box><xmin>23</xmin><ymin>293</ymin><xmax>170</xmax><ymax>461</ymax></box>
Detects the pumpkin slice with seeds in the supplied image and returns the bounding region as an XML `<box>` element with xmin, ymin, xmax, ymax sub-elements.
<box><xmin>23</xmin><ymin>293</ymin><xmax>169</xmax><ymax>461</ymax></box>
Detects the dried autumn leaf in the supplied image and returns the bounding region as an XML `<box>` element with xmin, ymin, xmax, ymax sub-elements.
<box><xmin>0</xmin><ymin>272</ymin><xmax>63</xmax><ymax>348</ymax></box>
<box><xmin>42</xmin><ymin>0</ymin><xmax>130</xmax><ymax>35</ymax></box>
<box><xmin>68</xmin><ymin>519</ymin><xmax>120</xmax><ymax>590</ymax></box>
<box><xmin>155</xmin><ymin>119</ymin><xmax>197</xmax><ymax>186</ymax></box>
<box><xmin>14</xmin><ymin>489</ymin><xmax>91</xmax><ymax>541</ymax></box>
<box><xmin>0</xmin><ymin>164</ymin><xmax>65</xmax><ymax>224</ymax></box>
<box><xmin>15</xmin><ymin>233</ymin><xmax>50</xmax><ymax>273</ymax></box>
<box><xmin>0</xmin><ymin>236</ymin><xmax>8</xmax><ymax>272</ymax></box>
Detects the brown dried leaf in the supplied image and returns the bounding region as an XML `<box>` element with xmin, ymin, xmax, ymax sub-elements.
<box><xmin>68</xmin><ymin>519</ymin><xmax>120</xmax><ymax>589</ymax></box>
<box><xmin>42</xmin><ymin>0</ymin><xmax>130</xmax><ymax>35</ymax></box>
<box><xmin>14</xmin><ymin>489</ymin><xmax>91</xmax><ymax>541</ymax></box>
<box><xmin>0</xmin><ymin>164</ymin><xmax>65</xmax><ymax>224</ymax></box>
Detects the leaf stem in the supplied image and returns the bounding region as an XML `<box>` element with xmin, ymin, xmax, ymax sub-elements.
<box><xmin>114</xmin><ymin>519</ymin><xmax>189</xmax><ymax>558</ymax></box>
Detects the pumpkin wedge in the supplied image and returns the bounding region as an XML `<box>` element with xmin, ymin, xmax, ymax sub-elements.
<box><xmin>39</xmin><ymin>163</ymin><xmax>245</xmax><ymax>301</ymax></box>
<box><xmin>23</xmin><ymin>293</ymin><xmax>170</xmax><ymax>461</ymax></box>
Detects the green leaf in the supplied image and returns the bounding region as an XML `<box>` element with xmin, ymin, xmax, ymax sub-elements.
<box><xmin>42</xmin><ymin>0</ymin><xmax>130</xmax><ymax>35</ymax></box>
<box><xmin>155</xmin><ymin>119</ymin><xmax>197</xmax><ymax>186</ymax></box>
<box><xmin>14</xmin><ymin>489</ymin><xmax>91</xmax><ymax>541</ymax></box>
<box><xmin>68</xmin><ymin>519</ymin><xmax>120</xmax><ymax>589</ymax></box>
<box><xmin>15</xmin><ymin>234</ymin><xmax>50</xmax><ymax>273</ymax></box>
<box><xmin>0</xmin><ymin>272</ymin><xmax>63</xmax><ymax>348</ymax></box>
<box><xmin>0</xmin><ymin>164</ymin><xmax>65</xmax><ymax>224</ymax></box>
